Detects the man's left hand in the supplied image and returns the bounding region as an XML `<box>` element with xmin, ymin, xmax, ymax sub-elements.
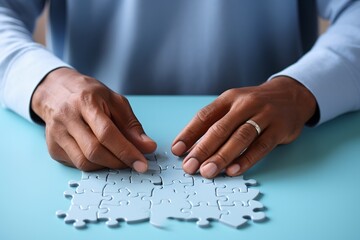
<box><xmin>171</xmin><ymin>77</ymin><xmax>317</xmax><ymax>178</ymax></box>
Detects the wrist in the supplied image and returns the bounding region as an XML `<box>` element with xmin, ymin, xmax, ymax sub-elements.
<box><xmin>31</xmin><ymin>67</ymin><xmax>77</xmax><ymax>122</ymax></box>
<box><xmin>265</xmin><ymin>76</ymin><xmax>318</xmax><ymax>124</ymax></box>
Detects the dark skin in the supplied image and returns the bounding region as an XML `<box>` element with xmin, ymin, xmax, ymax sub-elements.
<box><xmin>31</xmin><ymin>67</ymin><xmax>317</xmax><ymax>178</ymax></box>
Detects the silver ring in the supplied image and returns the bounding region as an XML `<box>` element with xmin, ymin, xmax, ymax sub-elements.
<box><xmin>245</xmin><ymin>119</ymin><xmax>262</xmax><ymax>135</ymax></box>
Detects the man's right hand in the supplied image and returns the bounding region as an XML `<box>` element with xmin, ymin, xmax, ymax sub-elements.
<box><xmin>31</xmin><ymin>68</ymin><xmax>157</xmax><ymax>172</ymax></box>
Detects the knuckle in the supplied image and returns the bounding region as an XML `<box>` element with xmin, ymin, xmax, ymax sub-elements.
<box><xmin>242</xmin><ymin>154</ymin><xmax>255</xmax><ymax>168</ymax></box>
<box><xmin>221</xmin><ymin>88</ymin><xmax>236</xmax><ymax>98</ymax></box>
<box><xmin>52</xmin><ymin>103</ymin><xmax>73</xmax><ymax>121</ymax></box>
<box><xmin>113</xmin><ymin>147</ymin><xmax>128</xmax><ymax>161</ymax></box>
<box><xmin>196</xmin><ymin>105</ymin><xmax>214</xmax><ymax>124</ymax></box>
<box><xmin>116</xmin><ymin>95</ymin><xmax>129</xmax><ymax>106</ymax></box>
<box><xmin>84</xmin><ymin>141</ymin><xmax>102</xmax><ymax>162</ymax></box>
<box><xmin>233</xmin><ymin>127</ymin><xmax>253</xmax><ymax>144</ymax></box>
<box><xmin>256</xmin><ymin>139</ymin><xmax>273</xmax><ymax>154</ymax></box>
<box><xmin>75</xmin><ymin>156</ymin><xmax>93</xmax><ymax>171</ymax></box>
<box><xmin>78</xmin><ymin>89</ymin><xmax>97</xmax><ymax>106</ymax></box>
<box><xmin>245</xmin><ymin>91</ymin><xmax>261</xmax><ymax>102</ymax></box>
<box><xmin>126</xmin><ymin>118</ymin><xmax>143</xmax><ymax>130</ymax></box>
<box><xmin>77</xmin><ymin>84</ymin><xmax>108</xmax><ymax>107</ymax></box>
<box><xmin>47</xmin><ymin>144</ymin><xmax>62</xmax><ymax>160</ymax></box>
<box><xmin>233</xmin><ymin>92</ymin><xmax>260</xmax><ymax>110</ymax></box>
<box><xmin>194</xmin><ymin>143</ymin><xmax>211</xmax><ymax>158</ymax></box>
<box><xmin>222</xmin><ymin>89</ymin><xmax>233</xmax><ymax>96</ymax></box>
<box><xmin>262</xmin><ymin>102</ymin><xmax>275</xmax><ymax>114</ymax></box>
<box><xmin>181</xmin><ymin>127</ymin><xmax>198</xmax><ymax>142</ymax></box>
<box><xmin>210</xmin><ymin>123</ymin><xmax>229</xmax><ymax>139</ymax></box>
<box><xmin>97</xmin><ymin>122</ymin><xmax>113</xmax><ymax>144</ymax></box>
<box><xmin>214</xmin><ymin>152</ymin><xmax>230</xmax><ymax>166</ymax></box>
<box><xmin>46</xmin><ymin>123</ymin><xmax>66</xmax><ymax>139</ymax></box>
<box><xmin>45</xmin><ymin>132</ymin><xmax>66</xmax><ymax>160</ymax></box>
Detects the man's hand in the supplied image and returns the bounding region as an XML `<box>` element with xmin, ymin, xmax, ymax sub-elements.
<box><xmin>31</xmin><ymin>68</ymin><xmax>157</xmax><ymax>172</ymax></box>
<box><xmin>171</xmin><ymin>77</ymin><xmax>317</xmax><ymax>178</ymax></box>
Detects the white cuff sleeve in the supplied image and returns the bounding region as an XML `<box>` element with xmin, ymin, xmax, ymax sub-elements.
<box><xmin>1</xmin><ymin>46</ymin><xmax>71</xmax><ymax>122</ymax></box>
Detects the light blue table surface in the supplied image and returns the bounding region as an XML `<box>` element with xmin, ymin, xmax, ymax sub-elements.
<box><xmin>0</xmin><ymin>96</ymin><xmax>359</xmax><ymax>240</ymax></box>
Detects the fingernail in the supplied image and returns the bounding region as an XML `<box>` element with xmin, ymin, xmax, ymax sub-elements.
<box><xmin>141</xmin><ymin>134</ymin><xmax>154</xmax><ymax>142</ymax></box>
<box><xmin>200</xmin><ymin>162</ymin><xmax>218</xmax><ymax>178</ymax></box>
<box><xmin>133</xmin><ymin>161</ymin><xmax>147</xmax><ymax>173</ymax></box>
<box><xmin>172</xmin><ymin>141</ymin><xmax>186</xmax><ymax>156</ymax></box>
<box><xmin>183</xmin><ymin>157</ymin><xmax>200</xmax><ymax>174</ymax></box>
<box><xmin>227</xmin><ymin>164</ymin><xmax>241</xmax><ymax>176</ymax></box>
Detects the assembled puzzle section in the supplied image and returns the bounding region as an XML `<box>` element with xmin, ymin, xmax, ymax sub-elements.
<box><xmin>57</xmin><ymin>150</ymin><xmax>266</xmax><ymax>228</ymax></box>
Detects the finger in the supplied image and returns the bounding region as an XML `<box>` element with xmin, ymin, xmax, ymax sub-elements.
<box><xmin>182</xmin><ymin>111</ymin><xmax>242</xmax><ymax>174</ymax></box>
<box><xmin>198</xmin><ymin>119</ymin><xmax>265</xmax><ymax>178</ymax></box>
<box><xmin>81</xmin><ymin>102</ymin><xmax>148</xmax><ymax>173</ymax></box>
<box><xmin>225</xmin><ymin>129</ymin><xmax>277</xmax><ymax>176</ymax></box>
<box><xmin>46</xmin><ymin>136</ymin><xmax>75</xmax><ymax>168</ymax></box>
<box><xmin>66</xmin><ymin>117</ymin><xmax>128</xmax><ymax>169</ymax></box>
<box><xmin>171</xmin><ymin>97</ymin><xmax>230</xmax><ymax>156</ymax></box>
<box><xmin>110</xmin><ymin>95</ymin><xmax>157</xmax><ymax>154</ymax></box>
<box><xmin>58</xmin><ymin>133</ymin><xmax>103</xmax><ymax>171</ymax></box>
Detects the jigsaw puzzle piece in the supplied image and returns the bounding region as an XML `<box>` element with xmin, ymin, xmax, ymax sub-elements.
<box><xmin>103</xmin><ymin>179</ymin><xmax>130</xmax><ymax>193</ymax></box>
<box><xmin>192</xmin><ymin>174</ymin><xmax>214</xmax><ymax>184</ymax></box>
<box><xmin>81</xmin><ymin>169</ymin><xmax>118</xmax><ymax>181</ymax></box>
<box><xmin>181</xmin><ymin>202</ymin><xmax>227</xmax><ymax>227</ymax></box>
<box><xmin>130</xmin><ymin>170</ymin><xmax>162</xmax><ymax>184</ymax></box>
<box><xmin>126</xmin><ymin>181</ymin><xmax>155</xmax><ymax>197</ymax></box>
<box><xmin>146</xmin><ymin>184</ymin><xmax>189</xmax><ymax>205</ymax></box>
<box><xmin>98</xmin><ymin>197</ymin><xmax>151</xmax><ymax>226</ymax></box>
<box><xmin>68</xmin><ymin>175</ymin><xmax>109</xmax><ymax>193</ymax></box>
<box><xmin>56</xmin><ymin>205</ymin><xmax>98</xmax><ymax>228</ymax></box>
<box><xmin>149</xmin><ymin>199</ymin><xmax>191</xmax><ymax>227</ymax></box>
<box><xmin>101</xmin><ymin>188</ymin><xmax>131</xmax><ymax>206</ymax></box>
<box><xmin>160</xmin><ymin>181</ymin><xmax>191</xmax><ymax>193</ymax></box>
<box><xmin>219</xmin><ymin>200</ymin><xmax>266</xmax><ymax>228</ymax></box>
<box><xmin>155</xmin><ymin>151</ymin><xmax>183</xmax><ymax>170</ymax></box>
<box><xmin>214</xmin><ymin>174</ymin><xmax>257</xmax><ymax>194</ymax></box>
<box><xmin>159</xmin><ymin>167</ymin><xmax>193</xmax><ymax>185</ymax></box>
<box><xmin>64</xmin><ymin>189</ymin><xmax>111</xmax><ymax>209</ymax></box>
<box><xmin>106</xmin><ymin>168</ymin><xmax>132</xmax><ymax>182</ymax></box>
<box><xmin>184</xmin><ymin>183</ymin><xmax>226</xmax><ymax>206</ymax></box>
<box><xmin>129</xmin><ymin>155</ymin><xmax>162</xmax><ymax>184</ymax></box>
<box><xmin>217</xmin><ymin>188</ymin><xmax>260</xmax><ymax>206</ymax></box>
<box><xmin>145</xmin><ymin>152</ymin><xmax>164</xmax><ymax>172</ymax></box>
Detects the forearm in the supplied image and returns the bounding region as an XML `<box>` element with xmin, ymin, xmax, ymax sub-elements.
<box><xmin>270</xmin><ymin>0</ymin><xmax>360</xmax><ymax>125</ymax></box>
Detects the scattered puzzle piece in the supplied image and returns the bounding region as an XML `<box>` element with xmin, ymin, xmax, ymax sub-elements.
<box><xmin>57</xmin><ymin>150</ymin><xmax>266</xmax><ymax>228</ymax></box>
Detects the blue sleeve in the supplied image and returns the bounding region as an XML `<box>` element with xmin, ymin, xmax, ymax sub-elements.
<box><xmin>0</xmin><ymin>0</ymin><xmax>70</xmax><ymax>122</ymax></box>
<box><xmin>270</xmin><ymin>0</ymin><xmax>360</xmax><ymax>125</ymax></box>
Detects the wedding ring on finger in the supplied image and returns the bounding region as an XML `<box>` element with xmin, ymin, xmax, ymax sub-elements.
<box><xmin>245</xmin><ymin>119</ymin><xmax>262</xmax><ymax>135</ymax></box>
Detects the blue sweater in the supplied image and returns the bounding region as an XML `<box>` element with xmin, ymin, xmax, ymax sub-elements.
<box><xmin>0</xmin><ymin>0</ymin><xmax>360</xmax><ymax>124</ymax></box>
